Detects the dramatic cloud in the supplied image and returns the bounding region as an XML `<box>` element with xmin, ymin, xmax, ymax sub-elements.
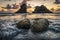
<box><xmin>0</xmin><ymin>0</ymin><xmax>59</xmax><ymax>9</ymax></box>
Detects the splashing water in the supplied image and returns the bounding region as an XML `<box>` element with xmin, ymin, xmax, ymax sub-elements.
<box><xmin>0</xmin><ymin>18</ymin><xmax>60</xmax><ymax>40</ymax></box>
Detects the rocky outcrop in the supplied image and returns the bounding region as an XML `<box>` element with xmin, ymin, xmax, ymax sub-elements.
<box><xmin>16</xmin><ymin>18</ymin><xmax>49</xmax><ymax>33</ymax></box>
<box><xmin>16</xmin><ymin>3</ymin><xmax>27</xmax><ymax>13</ymax></box>
<box><xmin>16</xmin><ymin>19</ymin><xmax>31</xmax><ymax>29</ymax></box>
<box><xmin>31</xmin><ymin>18</ymin><xmax>49</xmax><ymax>33</ymax></box>
<box><xmin>33</xmin><ymin>5</ymin><xmax>52</xmax><ymax>13</ymax></box>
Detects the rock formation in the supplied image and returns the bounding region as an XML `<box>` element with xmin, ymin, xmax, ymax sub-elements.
<box><xmin>16</xmin><ymin>19</ymin><xmax>31</xmax><ymax>29</ymax></box>
<box><xmin>16</xmin><ymin>18</ymin><xmax>49</xmax><ymax>33</ymax></box>
<box><xmin>33</xmin><ymin>5</ymin><xmax>52</xmax><ymax>13</ymax></box>
<box><xmin>31</xmin><ymin>18</ymin><xmax>49</xmax><ymax>33</ymax></box>
<box><xmin>16</xmin><ymin>4</ymin><xmax>27</xmax><ymax>13</ymax></box>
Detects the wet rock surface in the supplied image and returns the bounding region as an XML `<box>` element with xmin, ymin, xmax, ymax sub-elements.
<box><xmin>31</xmin><ymin>18</ymin><xmax>49</xmax><ymax>33</ymax></box>
<box><xmin>16</xmin><ymin>19</ymin><xmax>31</xmax><ymax>29</ymax></box>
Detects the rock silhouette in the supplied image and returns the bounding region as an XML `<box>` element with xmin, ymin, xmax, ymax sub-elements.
<box><xmin>33</xmin><ymin>5</ymin><xmax>52</xmax><ymax>13</ymax></box>
<box><xmin>55</xmin><ymin>0</ymin><xmax>60</xmax><ymax>4</ymax></box>
<box><xmin>16</xmin><ymin>4</ymin><xmax>27</xmax><ymax>13</ymax></box>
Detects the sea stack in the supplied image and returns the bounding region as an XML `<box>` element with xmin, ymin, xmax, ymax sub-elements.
<box><xmin>16</xmin><ymin>0</ymin><xmax>27</xmax><ymax>13</ymax></box>
<box><xmin>33</xmin><ymin>5</ymin><xmax>52</xmax><ymax>13</ymax></box>
<box><xmin>16</xmin><ymin>4</ymin><xmax>27</xmax><ymax>13</ymax></box>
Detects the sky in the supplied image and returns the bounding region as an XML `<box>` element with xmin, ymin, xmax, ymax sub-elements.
<box><xmin>0</xmin><ymin>0</ymin><xmax>60</xmax><ymax>10</ymax></box>
<box><xmin>0</xmin><ymin>0</ymin><xmax>55</xmax><ymax>6</ymax></box>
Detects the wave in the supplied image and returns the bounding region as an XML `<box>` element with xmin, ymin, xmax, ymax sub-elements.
<box><xmin>0</xmin><ymin>19</ymin><xmax>60</xmax><ymax>40</ymax></box>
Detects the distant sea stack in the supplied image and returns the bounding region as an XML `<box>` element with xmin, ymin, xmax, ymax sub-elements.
<box><xmin>55</xmin><ymin>0</ymin><xmax>60</xmax><ymax>4</ymax></box>
<box><xmin>16</xmin><ymin>3</ymin><xmax>27</xmax><ymax>13</ymax></box>
<box><xmin>33</xmin><ymin>5</ymin><xmax>52</xmax><ymax>13</ymax></box>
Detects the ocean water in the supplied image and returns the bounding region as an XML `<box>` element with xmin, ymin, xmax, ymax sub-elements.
<box><xmin>0</xmin><ymin>14</ymin><xmax>60</xmax><ymax>40</ymax></box>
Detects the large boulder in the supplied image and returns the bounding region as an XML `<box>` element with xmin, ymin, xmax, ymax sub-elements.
<box><xmin>16</xmin><ymin>19</ymin><xmax>31</xmax><ymax>29</ymax></box>
<box><xmin>31</xmin><ymin>18</ymin><xmax>49</xmax><ymax>33</ymax></box>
